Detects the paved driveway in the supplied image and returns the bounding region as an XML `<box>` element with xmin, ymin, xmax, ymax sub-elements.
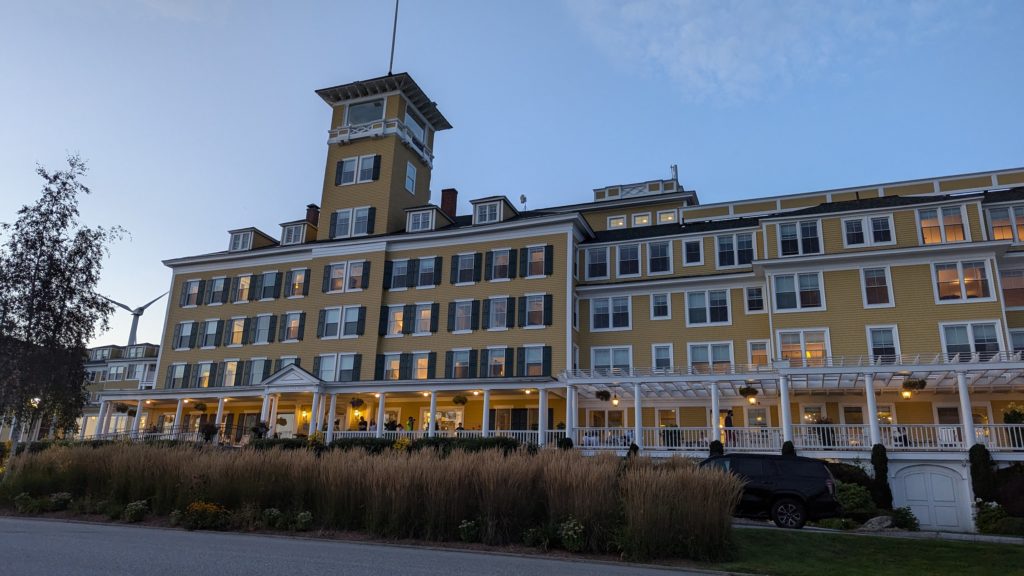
<box><xmin>0</xmin><ymin>517</ymin><xmax>712</xmax><ymax>576</ymax></box>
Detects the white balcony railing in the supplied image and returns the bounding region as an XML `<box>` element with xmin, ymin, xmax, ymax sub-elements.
<box><xmin>792</xmin><ymin>424</ymin><xmax>869</xmax><ymax>451</ymax></box>
<box><xmin>975</xmin><ymin>424</ymin><xmax>1024</xmax><ymax>451</ymax></box>
<box><xmin>327</xmin><ymin>118</ymin><xmax>434</xmax><ymax>166</ymax></box>
<box><xmin>881</xmin><ymin>424</ymin><xmax>965</xmax><ymax>451</ymax></box>
<box><xmin>723</xmin><ymin>427</ymin><xmax>784</xmax><ymax>452</ymax></box>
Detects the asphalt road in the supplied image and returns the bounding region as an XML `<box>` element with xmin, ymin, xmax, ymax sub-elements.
<box><xmin>0</xmin><ymin>516</ymin><xmax>710</xmax><ymax>576</ymax></box>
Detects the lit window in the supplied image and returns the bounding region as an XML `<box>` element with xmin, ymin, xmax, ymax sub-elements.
<box><xmin>919</xmin><ymin>207</ymin><xmax>966</xmax><ymax>244</ymax></box>
<box><xmin>778</xmin><ymin>330</ymin><xmax>828</xmax><ymax>366</ymax></box>
<box><xmin>415</xmin><ymin>304</ymin><xmax>432</xmax><ymax>334</ymax></box>
<box><xmin>387</xmin><ymin>306</ymin><xmax>404</xmax><ymax>336</ymax></box>
<box><xmin>196</xmin><ymin>362</ymin><xmax>213</xmax><ymax>388</ymax></box>
<box><xmin>632</xmin><ymin>213</ymin><xmax>651</xmax><ymax>227</ymax></box>
<box><xmin>749</xmin><ymin>342</ymin><xmax>769</xmax><ymax>366</ymax></box>
<box><xmin>234</xmin><ymin>275</ymin><xmax>251</xmax><ymax>302</ymax></box>
<box><xmin>326</xmin><ymin>263</ymin><xmax>346</xmax><ymax>292</ymax></box>
<box><xmin>383</xmin><ymin>354</ymin><xmax>401</xmax><ymax>380</ymax></box>
<box><xmin>414</xmin><ymin>353</ymin><xmax>430</xmax><ymax>380</ymax></box>
<box><xmin>525</xmin><ymin>295</ymin><xmax>546</xmax><ymax>327</ymax></box>
<box><xmin>282</xmin><ymin>312</ymin><xmax>302</xmax><ymax>341</ymax></box>
<box><xmin>934</xmin><ymin>261</ymin><xmax>991</xmax><ymax>301</ymax></box>
<box><xmin>227</xmin><ymin>318</ymin><xmax>245</xmax><ymax>346</ymax></box>
<box><xmin>988</xmin><ymin>207</ymin><xmax>1024</xmax><ymax>241</ymax></box>
<box><xmin>286</xmin><ymin>269</ymin><xmax>307</xmax><ymax>297</ymax></box>
<box><xmin>607</xmin><ymin>216</ymin><xmax>626</xmax><ymax>229</ymax></box>
<box><xmin>347</xmin><ymin>261</ymin><xmax>366</xmax><ymax>291</ymax></box>
<box><xmin>1002</xmin><ymin>270</ymin><xmax>1024</xmax><ymax>306</ymax></box>
<box><xmin>658</xmin><ymin>210</ymin><xmax>678</xmax><ymax>224</ymax></box>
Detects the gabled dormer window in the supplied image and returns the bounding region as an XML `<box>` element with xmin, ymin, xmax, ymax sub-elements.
<box><xmin>281</xmin><ymin>224</ymin><xmax>304</xmax><ymax>246</ymax></box>
<box><xmin>474</xmin><ymin>202</ymin><xmax>500</xmax><ymax>225</ymax></box>
<box><xmin>407</xmin><ymin>210</ymin><xmax>433</xmax><ymax>232</ymax></box>
<box><xmin>229</xmin><ymin>231</ymin><xmax>252</xmax><ymax>252</ymax></box>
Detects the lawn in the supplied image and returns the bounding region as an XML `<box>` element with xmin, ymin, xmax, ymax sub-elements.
<box><xmin>711</xmin><ymin>528</ymin><xmax>1024</xmax><ymax>576</ymax></box>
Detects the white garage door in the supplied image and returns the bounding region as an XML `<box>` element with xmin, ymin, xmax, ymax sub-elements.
<box><xmin>893</xmin><ymin>465</ymin><xmax>968</xmax><ymax>531</ymax></box>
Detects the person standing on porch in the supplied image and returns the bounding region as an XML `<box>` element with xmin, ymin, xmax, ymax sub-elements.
<box><xmin>724</xmin><ymin>410</ymin><xmax>734</xmax><ymax>444</ymax></box>
<box><xmin>407</xmin><ymin>416</ymin><xmax>415</xmax><ymax>432</ymax></box>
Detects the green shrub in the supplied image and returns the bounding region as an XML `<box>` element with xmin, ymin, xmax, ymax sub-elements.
<box><xmin>816</xmin><ymin>517</ymin><xmax>859</xmax><ymax>530</ymax></box>
<box><xmin>123</xmin><ymin>500</ymin><xmax>149</xmax><ymax>523</ymax></box>
<box><xmin>976</xmin><ymin>501</ymin><xmax>1009</xmax><ymax>533</ymax></box>
<box><xmin>556</xmin><ymin>437</ymin><xmax>574</xmax><ymax>450</ymax></box>
<box><xmin>48</xmin><ymin>492</ymin><xmax>72</xmax><ymax>511</ymax></box>
<box><xmin>836</xmin><ymin>482</ymin><xmax>876</xmax><ymax>517</ymax></box>
<box><xmin>709</xmin><ymin>440</ymin><xmax>724</xmax><ymax>457</ymax></box>
<box><xmin>294</xmin><ymin>511</ymin><xmax>313</xmax><ymax>532</ymax></box>
<box><xmin>13</xmin><ymin>493</ymin><xmax>40</xmax><ymax>514</ymax></box>
<box><xmin>990</xmin><ymin>517</ymin><xmax>1024</xmax><ymax>536</ymax></box>
<box><xmin>969</xmin><ymin>444</ymin><xmax>998</xmax><ymax>502</ymax></box>
<box><xmin>558</xmin><ymin>516</ymin><xmax>586</xmax><ymax>552</ymax></box>
<box><xmin>327</xmin><ymin>437</ymin><xmax>394</xmax><ymax>453</ymax></box>
<box><xmin>249</xmin><ymin>438</ymin><xmax>308</xmax><ymax>451</ymax></box>
<box><xmin>995</xmin><ymin>464</ymin><xmax>1024</xmax><ymax>516</ymax></box>
<box><xmin>458</xmin><ymin>519</ymin><xmax>479</xmax><ymax>543</ymax></box>
<box><xmin>182</xmin><ymin>501</ymin><xmax>229</xmax><ymax>531</ymax></box>
<box><xmin>262</xmin><ymin>507</ymin><xmax>283</xmax><ymax>529</ymax></box>
<box><xmin>781</xmin><ymin>441</ymin><xmax>796</xmax><ymax>457</ymax></box>
<box><xmin>870</xmin><ymin>444</ymin><xmax>893</xmax><ymax>510</ymax></box>
<box><xmin>522</xmin><ymin>526</ymin><xmax>552</xmax><ymax>549</ymax></box>
<box><xmin>890</xmin><ymin>507</ymin><xmax>919</xmax><ymax>531</ymax></box>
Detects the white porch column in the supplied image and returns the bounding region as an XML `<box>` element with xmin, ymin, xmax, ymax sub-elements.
<box><xmin>538</xmin><ymin>388</ymin><xmax>548</xmax><ymax>446</ymax></box>
<box><xmin>710</xmin><ymin>382</ymin><xmax>721</xmax><ymax>444</ymax></box>
<box><xmin>269</xmin><ymin>395</ymin><xmax>280</xmax><ymax>436</ymax></box>
<box><xmin>376</xmin><ymin>393</ymin><xmax>386</xmax><ymax>438</ymax></box>
<box><xmin>173</xmin><ymin>399</ymin><xmax>184</xmax><ymax>432</ymax></box>
<box><xmin>259</xmin><ymin>394</ymin><xmax>271</xmax><ymax>422</ymax></box>
<box><xmin>633</xmin><ymin>382</ymin><xmax>643</xmax><ymax>449</ymax></box>
<box><xmin>131</xmin><ymin>399</ymin><xmax>145</xmax><ymax>435</ymax></box>
<box><xmin>95</xmin><ymin>402</ymin><xmax>108</xmax><ymax>437</ymax></box>
<box><xmin>778</xmin><ymin>374</ymin><xmax>793</xmax><ymax>443</ymax></box>
<box><xmin>863</xmin><ymin>373</ymin><xmax>882</xmax><ymax>446</ymax></box>
<box><xmin>428</xmin><ymin>391</ymin><xmax>438</xmax><ymax>437</ymax></box>
<box><xmin>78</xmin><ymin>416</ymin><xmax>88</xmax><ymax>440</ymax></box>
<box><xmin>214</xmin><ymin>397</ymin><xmax>226</xmax><ymax>441</ymax></box>
<box><xmin>326</xmin><ymin>394</ymin><xmax>338</xmax><ymax>442</ymax></box>
<box><xmin>956</xmin><ymin>372</ymin><xmax>977</xmax><ymax>447</ymax></box>
<box><xmin>309</xmin><ymin>392</ymin><xmax>322</xmax><ymax>435</ymax></box>
<box><xmin>565</xmin><ymin>385</ymin><xmax>574</xmax><ymax>443</ymax></box>
<box><xmin>31</xmin><ymin>417</ymin><xmax>42</xmax><ymax>442</ymax></box>
<box><xmin>571</xmin><ymin>387</ymin><xmax>579</xmax><ymax>432</ymax></box>
<box><xmin>481</xmin><ymin>390</ymin><xmax>491</xmax><ymax>437</ymax></box>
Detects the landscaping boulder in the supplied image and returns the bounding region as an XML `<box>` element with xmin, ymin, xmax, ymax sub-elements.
<box><xmin>857</xmin><ymin>516</ymin><xmax>892</xmax><ymax>532</ymax></box>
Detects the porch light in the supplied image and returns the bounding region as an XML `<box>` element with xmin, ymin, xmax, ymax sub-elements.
<box><xmin>183</xmin><ymin>399</ymin><xmax>190</xmax><ymax>404</ymax></box>
<box><xmin>901</xmin><ymin>389</ymin><xmax>914</xmax><ymax>399</ymax></box>
<box><xmin>29</xmin><ymin>397</ymin><xmax>41</xmax><ymax>408</ymax></box>
<box><xmin>611</xmin><ymin>394</ymin><xmax>619</xmax><ymax>406</ymax></box>
<box><xmin>302</xmin><ymin>410</ymin><xmax>309</xmax><ymax>420</ymax></box>
<box><xmin>422</xmin><ymin>391</ymin><xmax>430</xmax><ymax>397</ymax></box>
<box><xmin>473</xmin><ymin>390</ymin><xmax>480</xmax><ymax>396</ymax></box>
<box><xmin>373</xmin><ymin>393</ymin><xmax>380</xmax><ymax>398</ymax></box>
<box><xmin>145</xmin><ymin>400</ymin><xmax>153</xmax><ymax>405</ymax></box>
<box><xmin>747</xmin><ymin>396</ymin><xmax>758</xmax><ymax>405</ymax></box>
<box><xmin>525</xmin><ymin>389</ymin><xmax>532</xmax><ymax>395</ymax></box>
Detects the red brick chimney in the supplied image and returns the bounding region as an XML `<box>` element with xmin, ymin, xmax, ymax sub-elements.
<box><xmin>441</xmin><ymin>188</ymin><xmax>458</xmax><ymax>220</ymax></box>
<box><xmin>305</xmin><ymin>204</ymin><xmax>320</xmax><ymax>227</ymax></box>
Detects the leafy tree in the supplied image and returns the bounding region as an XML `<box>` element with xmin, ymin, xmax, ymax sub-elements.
<box><xmin>0</xmin><ymin>155</ymin><xmax>122</xmax><ymax>438</ymax></box>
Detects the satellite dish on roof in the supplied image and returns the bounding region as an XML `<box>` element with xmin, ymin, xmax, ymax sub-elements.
<box><xmin>519</xmin><ymin>194</ymin><xmax>527</xmax><ymax>210</ymax></box>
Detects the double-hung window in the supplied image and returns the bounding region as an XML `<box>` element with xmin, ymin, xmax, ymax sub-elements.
<box><xmin>413</xmin><ymin>353</ymin><xmax>430</xmax><ymax>380</ymax></box>
<box><xmin>686</xmin><ymin>290</ymin><xmax>730</xmax><ymax>325</ymax></box>
<box><xmin>717</xmin><ymin>233</ymin><xmax>754</xmax><ymax>267</ymax></box>
<box><xmin>414</xmin><ymin>304</ymin><xmax>432</xmax><ymax>334</ymax></box>
<box><xmin>390</xmin><ymin>260</ymin><xmax>409</xmax><ymax>289</ymax></box>
<box><xmin>585</xmin><ymin>247</ymin><xmax>609</xmax><ymax>279</ymax></box>
<box><xmin>988</xmin><ymin>206</ymin><xmax>1024</xmax><ymax>242</ymax></box>
<box><xmin>417</xmin><ymin>257</ymin><xmax>436</xmax><ymax>286</ymax></box>
<box><xmin>286</xmin><ymin>269</ymin><xmax>307</xmax><ymax>297</ymax></box>
<box><xmin>748</xmin><ymin>341</ymin><xmax>769</xmax><ymax>366</ymax></box>
<box><xmin>745</xmin><ymin>287</ymin><xmax>765</xmax><ymax>312</ymax></box>
<box><xmin>592</xmin><ymin>347</ymin><xmax>631</xmax><ymax>374</ymax></box>
<box><xmin>321</xmin><ymin>308</ymin><xmax>342</xmax><ymax>339</ymax></box>
<box><xmin>487</xmin><ymin>298</ymin><xmax>507</xmax><ymax>329</ymax></box>
<box><xmin>208</xmin><ymin>278</ymin><xmax>226</xmax><ymax>304</ymax></box>
<box><xmin>591</xmin><ymin>296</ymin><xmax>630</xmax><ymax>330</ymax></box>
<box><xmin>282</xmin><ymin>312</ymin><xmax>302</xmax><ymax>341</ymax></box>
<box><xmin>844</xmin><ymin>215</ymin><xmax>894</xmax><ymax>247</ymax></box>
<box><xmin>357</xmin><ymin>155</ymin><xmax>376</xmax><ymax>183</ymax></box>
<box><xmin>617</xmin><ymin>244</ymin><xmax>640</xmax><ymax>277</ymax></box>
<box><xmin>524</xmin><ymin>294</ymin><xmax>546</xmax><ymax>327</ymax></box>
<box><xmin>862</xmin><ymin>268</ymin><xmax>893</xmax><ymax>307</ymax></box>
<box><xmin>326</xmin><ymin>263</ymin><xmax>346</xmax><ymax>293</ymax></box>
<box><xmin>352</xmin><ymin>207</ymin><xmax>371</xmax><ymax>235</ymax></box>
<box><xmin>234</xmin><ymin>275</ymin><xmax>251</xmax><ymax>302</ymax></box>
<box><xmin>683</xmin><ymin>239</ymin><xmax>703</xmax><ymax>266</ymax></box>
<box><xmin>919</xmin><ymin>206</ymin><xmax>967</xmax><ymax>244</ymax></box>
<box><xmin>408</xmin><ymin>211</ymin><xmax>432</xmax><ymax>232</ymax></box>
<box><xmin>943</xmin><ymin>322</ymin><xmax>1001</xmax><ymax>361</ymax></box>
<box><xmin>475</xmin><ymin>202</ymin><xmax>499</xmax><ymax>224</ymax></box>
<box><xmin>647</xmin><ymin>241</ymin><xmax>672</xmax><ymax>274</ymax></box>
<box><xmin>1002</xmin><ymin>270</ymin><xmax>1024</xmax><ymax>306</ymax></box>
<box><xmin>934</xmin><ymin>261</ymin><xmax>991</xmax><ymax>302</ymax></box>
<box><xmin>168</xmin><ymin>364</ymin><xmax>187</xmax><ymax>388</ymax></box>
<box><xmin>253</xmin><ymin>315</ymin><xmax>272</xmax><ymax>344</ymax></box>
<box><xmin>490</xmin><ymin>249</ymin><xmax>511</xmax><ymax>280</ymax></box>
<box><xmin>774</xmin><ymin>273</ymin><xmax>823</xmax><ymax>311</ymax></box>
<box><xmin>196</xmin><ymin>362</ymin><xmax>213</xmax><ymax>388</ymax></box>
<box><xmin>332</xmin><ymin>209</ymin><xmax>352</xmax><ymax>238</ymax></box>
<box><xmin>259</xmin><ymin>272</ymin><xmax>278</xmax><ymax>300</ymax></box>
<box><xmin>341</xmin><ymin>306</ymin><xmax>361</xmax><ymax>336</ymax></box>
<box><xmin>317</xmin><ymin>354</ymin><xmax>337</xmax><ymax>381</ymax></box>
<box><xmin>688</xmin><ymin>343</ymin><xmax>732</xmax><ymax>374</ymax></box>
<box><xmin>526</xmin><ymin>246</ymin><xmax>546</xmax><ymax>277</ymax></box>
<box><xmin>867</xmin><ymin>326</ymin><xmax>899</xmax><ymax>363</ymax></box>
<box><xmin>227</xmin><ymin>318</ymin><xmax>245</xmax><ymax>346</ymax></box>
<box><xmin>383</xmin><ymin>354</ymin><xmax>401</xmax><ymax>380</ymax></box>
<box><xmin>650</xmin><ymin>293</ymin><xmax>670</xmax><ymax>319</ymax></box>
<box><xmin>347</xmin><ymin>261</ymin><xmax>366</xmax><ymax>291</ymax></box>
<box><xmin>523</xmin><ymin>346</ymin><xmax>545</xmax><ymax>376</ymax></box>
<box><xmin>779</xmin><ymin>221</ymin><xmax>821</xmax><ymax>256</ymax></box>
<box><xmin>201</xmin><ymin>320</ymin><xmax>219</xmax><ymax>348</ymax></box>
<box><xmin>338</xmin><ymin>354</ymin><xmax>357</xmax><ymax>382</ymax></box>
<box><xmin>456</xmin><ymin>254</ymin><xmax>476</xmax><ymax>284</ymax></box>
<box><xmin>485</xmin><ymin>348</ymin><xmax>507</xmax><ymax>377</ymax></box>
<box><xmin>652</xmin><ymin>344</ymin><xmax>673</xmax><ymax>371</ymax></box>
<box><xmin>175</xmin><ymin>322</ymin><xmax>194</xmax><ymax>349</ymax></box>
<box><xmin>452</xmin><ymin>301</ymin><xmax>473</xmax><ymax>332</ymax></box>
<box><xmin>337</xmin><ymin>158</ymin><xmax>357</xmax><ymax>185</ymax></box>
<box><xmin>451</xmin><ymin>350</ymin><xmax>471</xmax><ymax>378</ymax></box>
<box><xmin>405</xmin><ymin>162</ymin><xmax>417</xmax><ymax>194</ymax></box>
<box><xmin>182</xmin><ymin>280</ymin><xmax>201</xmax><ymax>306</ymax></box>
<box><xmin>778</xmin><ymin>330</ymin><xmax>828</xmax><ymax>366</ymax></box>
<box><xmin>386</xmin><ymin>306</ymin><xmax>404</xmax><ymax>336</ymax></box>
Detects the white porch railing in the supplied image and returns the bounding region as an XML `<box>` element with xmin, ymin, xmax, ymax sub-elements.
<box><xmin>723</xmin><ymin>427</ymin><xmax>783</xmax><ymax>452</ymax></box>
<box><xmin>327</xmin><ymin>118</ymin><xmax>434</xmax><ymax>165</ymax></box>
<box><xmin>641</xmin><ymin>427</ymin><xmax>711</xmax><ymax>450</ymax></box>
<box><xmin>881</xmin><ymin>424</ymin><xmax>965</xmax><ymax>451</ymax></box>
<box><xmin>575</xmin><ymin>427</ymin><xmax>635</xmax><ymax>449</ymax></box>
<box><xmin>793</xmin><ymin>424</ymin><xmax>869</xmax><ymax>451</ymax></box>
<box><xmin>975</xmin><ymin>424</ymin><xmax>1024</xmax><ymax>451</ymax></box>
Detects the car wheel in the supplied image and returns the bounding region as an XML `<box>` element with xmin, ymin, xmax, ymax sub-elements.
<box><xmin>770</xmin><ymin>498</ymin><xmax>806</xmax><ymax>529</ymax></box>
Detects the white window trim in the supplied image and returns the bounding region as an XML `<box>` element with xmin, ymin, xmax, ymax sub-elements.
<box><xmin>649</xmin><ymin>292</ymin><xmax>672</xmax><ymax>320</ymax></box>
<box><xmin>682</xmin><ymin>238</ymin><xmax>704</xmax><ymax>267</ymax></box>
<box><xmin>451</xmin><ymin>299</ymin><xmax>474</xmax><ymax>334</ymax></box>
<box><xmin>986</xmin><ymin>205</ymin><xmax>1024</xmax><ymax>243</ymax></box>
<box><xmin>930</xmin><ymin>259</ymin><xmax>997</xmax><ymax>305</ymax></box>
<box><xmin>590</xmin><ymin>345</ymin><xmax>633</xmax><ymax>372</ymax></box>
<box><xmin>333</xmin><ymin>208</ymin><xmax>353</xmax><ymax>239</ymax></box>
<box><xmin>406</xmin><ymin>210</ymin><xmax>434</xmax><ymax>233</ymax></box>
<box><xmin>281</xmin><ymin>224</ymin><xmax>305</xmax><ymax>246</ymax></box>
<box><xmin>339</xmin><ymin>305</ymin><xmax>362</xmax><ymax>338</ymax></box>
<box><xmin>385</xmin><ymin>304</ymin><xmax>405</xmax><ymax>338</ymax></box>
<box><xmin>715</xmin><ymin>232</ymin><xmax>756</xmax><ymax>270</ymax></box>
<box><xmin>744</xmin><ymin>286</ymin><xmax>767</xmax><ymax>314</ymax></box>
<box><xmin>351</xmin><ymin>206</ymin><xmax>372</xmax><ymax>237</ymax></box>
<box><xmin>286</xmin><ymin>267</ymin><xmax>307</xmax><ymax>299</ymax></box>
<box><xmin>405</xmin><ymin>161</ymin><xmax>417</xmax><ymax>194</ymax></box>
<box><xmin>775</xmin><ymin>327</ymin><xmax>832</xmax><ymax>364</ymax></box>
<box><xmin>865</xmin><ymin>324</ymin><xmax>902</xmax><ymax>361</ymax></box>
<box><xmin>745</xmin><ymin>405</ymin><xmax>773</xmax><ymax>427</ymax></box>
<box><xmin>776</xmin><ymin>220</ymin><xmax>823</xmax><ymax>258</ymax></box>
<box><xmin>685</xmin><ymin>289</ymin><xmax>732</xmax><ymax>328</ymax></box>
<box><xmin>524</xmin><ymin>245</ymin><xmax>548</xmax><ymax>279</ymax></box>
<box><xmin>485</xmin><ymin>296</ymin><xmax>510</xmax><ymax>331</ymax></box>
<box><xmin>938</xmin><ymin>319</ymin><xmax>1005</xmax><ymax>360</ymax></box>
<box><xmin>915</xmin><ymin>204</ymin><xmax>971</xmax><ymax>245</ymax></box>
<box><xmin>225</xmin><ymin>316</ymin><xmax>246</xmax><ymax>348</ymax></box>
<box><xmin>584</xmin><ymin>247</ymin><xmax>610</xmax><ymax>280</ymax></box>
<box><xmin>841</xmin><ymin>214</ymin><xmax>896</xmax><ymax>248</ymax></box>
<box><xmin>860</xmin><ymin>266</ymin><xmax>896</xmax><ymax>309</ymax></box>
<box><xmin>412</xmin><ymin>302</ymin><xmax>435</xmax><ymax>336</ymax></box>
<box><xmin>771</xmin><ymin>271</ymin><xmax>827</xmax><ymax>313</ymax></box>
<box><xmin>522</xmin><ymin>293</ymin><xmax>548</xmax><ymax>329</ymax></box>
<box><xmin>319</xmin><ymin>306</ymin><xmax>344</xmax><ymax>341</ymax></box>
<box><xmin>229</xmin><ymin>231</ymin><xmax>252</xmax><ymax>252</ymax></box>
<box><xmin>657</xmin><ymin>209</ymin><xmax>678</xmax><ymax>224</ymax></box>
<box><xmin>747</xmin><ymin>339</ymin><xmax>771</xmax><ymax>367</ymax></box>
<box><xmin>324</xmin><ymin>262</ymin><xmax>347</xmax><ymax>295</ymax></box>
<box><xmin>615</xmin><ymin>243</ymin><xmax>642</xmax><ymax>279</ymax></box>
<box><xmin>607</xmin><ymin>215</ymin><xmax>626</xmax><ymax>230</ymax></box>
<box><xmin>252</xmin><ymin>314</ymin><xmax>272</xmax><ymax>345</ymax></box>
<box><xmin>233</xmin><ymin>274</ymin><xmax>253</xmax><ymax>304</ymax></box>
<box><xmin>651</xmin><ymin>343</ymin><xmax>674</xmax><ymax>372</ymax></box>
<box><xmin>589</xmin><ymin>296</ymin><xmax>633</xmax><ymax>332</ymax></box>
<box><xmin>281</xmin><ymin>311</ymin><xmax>303</xmax><ymax>343</ymax></box>
<box><xmin>389</xmin><ymin>258</ymin><xmax>411</xmax><ymax>291</ymax></box>
<box><xmin>632</xmin><ymin>212</ymin><xmax>652</xmax><ymax>228</ymax></box>
<box><xmin>415</xmin><ymin>256</ymin><xmax>438</xmax><ymax>289</ymax></box>
<box><xmin>686</xmin><ymin>341</ymin><xmax>735</xmax><ymax>373</ymax></box>
<box><xmin>646</xmin><ymin>240</ymin><xmax>674</xmax><ymax>276</ymax></box>
<box><xmin>355</xmin><ymin>155</ymin><xmax>376</xmax><ymax>184</ymax></box>
<box><xmin>473</xmin><ymin>201</ymin><xmax>501</xmax><ymax>225</ymax></box>
<box><xmin>1011</xmin><ymin>328</ymin><xmax>1024</xmax><ymax>352</ymax></box>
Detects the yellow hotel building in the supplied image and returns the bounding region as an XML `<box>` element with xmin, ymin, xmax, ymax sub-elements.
<box><xmin>68</xmin><ymin>72</ymin><xmax>1024</xmax><ymax>531</ymax></box>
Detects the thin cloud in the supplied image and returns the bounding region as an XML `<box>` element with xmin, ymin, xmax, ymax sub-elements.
<box><xmin>566</xmin><ymin>0</ymin><xmax>985</xmax><ymax>101</ymax></box>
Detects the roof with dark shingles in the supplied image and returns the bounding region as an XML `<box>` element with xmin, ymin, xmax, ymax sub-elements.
<box><xmin>981</xmin><ymin>187</ymin><xmax>1024</xmax><ymax>204</ymax></box>
<box><xmin>777</xmin><ymin>193</ymin><xmax>957</xmax><ymax>217</ymax></box>
<box><xmin>585</xmin><ymin>217</ymin><xmax>760</xmax><ymax>244</ymax></box>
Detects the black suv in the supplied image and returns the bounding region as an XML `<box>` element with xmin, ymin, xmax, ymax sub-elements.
<box><xmin>701</xmin><ymin>454</ymin><xmax>841</xmax><ymax>528</ymax></box>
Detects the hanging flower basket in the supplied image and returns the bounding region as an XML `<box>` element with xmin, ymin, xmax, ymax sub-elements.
<box><xmin>902</xmin><ymin>379</ymin><xmax>927</xmax><ymax>392</ymax></box>
<box><xmin>192</xmin><ymin>402</ymin><xmax>208</xmax><ymax>413</ymax></box>
<box><xmin>738</xmin><ymin>386</ymin><xmax>759</xmax><ymax>399</ymax></box>
<box><xmin>276</xmin><ymin>416</ymin><xmax>287</xmax><ymax>427</ymax></box>
<box><xmin>452</xmin><ymin>395</ymin><xmax>468</xmax><ymax>406</ymax></box>
<box><xmin>114</xmin><ymin>402</ymin><xmax>130</xmax><ymax>413</ymax></box>
<box><xmin>349</xmin><ymin>398</ymin><xmax>365</xmax><ymax>409</ymax></box>
<box><xmin>595</xmin><ymin>390</ymin><xmax>611</xmax><ymax>402</ymax></box>
<box><xmin>127</xmin><ymin>409</ymin><xmax>137</xmax><ymax>418</ymax></box>
<box><xmin>1002</xmin><ymin>402</ymin><xmax>1024</xmax><ymax>424</ymax></box>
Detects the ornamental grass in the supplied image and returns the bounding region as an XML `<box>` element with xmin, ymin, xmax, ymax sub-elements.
<box><xmin>0</xmin><ymin>444</ymin><xmax>742</xmax><ymax>560</ymax></box>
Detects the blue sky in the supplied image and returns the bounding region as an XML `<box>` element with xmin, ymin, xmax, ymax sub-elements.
<box><xmin>1</xmin><ymin>0</ymin><xmax>1022</xmax><ymax>347</ymax></box>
